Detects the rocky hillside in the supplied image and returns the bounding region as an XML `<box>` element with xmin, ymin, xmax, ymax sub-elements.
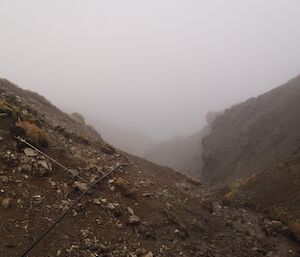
<box><xmin>0</xmin><ymin>79</ymin><xmax>102</xmax><ymax>141</ymax></box>
<box><xmin>202</xmin><ymin>75</ymin><xmax>300</xmax><ymax>184</ymax></box>
<box><xmin>0</xmin><ymin>79</ymin><xmax>300</xmax><ymax>257</ymax></box>
<box><xmin>199</xmin><ymin>75</ymin><xmax>300</xmax><ymax>243</ymax></box>
<box><xmin>144</xmin><ymin>112</ymin><xmax>220</xmax><ymax>177</ymax></box>
<box><xmin>224</xmin><ymin>146</ymin><xmax>300</xmax><ymax>242</ymax></box>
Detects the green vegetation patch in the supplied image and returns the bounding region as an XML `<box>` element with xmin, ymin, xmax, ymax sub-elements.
<box><xmin>0</xmin><ymin>100</ymin><xmax>40</xmax><ymax>125</ymax></box>
<box><xmin>223</xmin><ymin>174</ymin><xmax>256</xmax><ymax>201</ymax></box>
<box><xmin>0</xmin><ymin>100</ymin><xmax>20</xmax><ymax>120</ymax></box>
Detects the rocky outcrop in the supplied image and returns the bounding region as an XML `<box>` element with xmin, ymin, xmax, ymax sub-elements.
<box><xmin>202</xmin><ymin>75</ymin><xmax>300</xmax><ymax>184</ymax></box>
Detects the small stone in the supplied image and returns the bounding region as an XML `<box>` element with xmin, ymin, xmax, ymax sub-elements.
<box><xmin>136</xmin><ymin>248</ymin><xmax>147</xmax><ymax>256</ymax></box>
<box><xmin>93</xmin><ymin>198</ymin><xmax>101</xmax><ymax>205</ymax></box>
<box><xmin>69</xmin><ymin>169</ymin><xmax>79</xmax><ymax>179</ymax></box>
<box><xmin>97</xmin><ymin>243</ymin><xmax>107</xmax><ymax>253</ymax></box>
<box><xmin>107</xmin><ymin>203</ymin><xmax>115</xmax><ymax>210</ymax></box>
<box><xmin>2</xmin><ymin>198</ymin><xmax>12</xmax><ymax>209</ymax></box>
<box><xmin>270</xmin><ymin>220</ymin><xmax>283</xmax><ymax>232</ymax></box>
<box><xmin>32</xmin><ymin>160</ymin><xmax>52</xmax><ymax>176</ymax></box>
<box><xmin>128</xmin><ymin>215</ymin><xmax>140</xmax><ymax>225</ymax></box>
<box><xmin>56</xmin><ymin>250</ymin><xmax>62</xmax><ymax>256</ymax></box>
<box><xmin>21</xmin><ymin>164</ymin><xmax>32</xmax><ymax>173</ymax></box>
<box><xmin>127</xmin><ymin>207</ymin><xmax>134</xmax><ymax>215</ymax></box>
<box><xmin>101</xmin><ymin>198</ymin><xmax>107</xmax><ymax>203</ymax></box>
<box><xmin>37</xmin><ymin>160</ymin><xmax>52</xmax><ymax>171</ymax></box>
<box><xmin>80</xmin><ymin>229</ymin><xmax>89</xmax><ymax>237</ymax></box>
<box><xmin>0</xmin><ymin>176</ymin><xmax>9</xmax><ymax>183</ymax></box>
<box><xmin>50</xmin><ymin>181</ymin><xmax>56</xmax><ymax>187</ymax></box>
<box><xmin>32</xmin><ymin>195</ymin><xmax>43</xmax><ymax>205</ymax></box>
<box><xmin>116</xmin><ymin>221</ymin><xmax>123</xmax><ymax>228</ymax></box>
<box><xmin>24</xmin><ymin>147</ymin><xmax>37</xmax><ymax>157</ymax></box>
<box><xmin>144</xmin><ymin>251</ymin><xmax>154</xmax><ymax>257</ymax></box>
<box><xmin>62</xmin><ymin>183</ymin><xmax>69</xmax><ymax>195</ymax></box>
<box><xmin>73</xmin><ymin>181</ymin><xmax>88</xmax><ymax>192</ymax></box>
<box><xmin>142</xmin><ymin>193</ymin><xmax>151</xmax><ymax>198</ymax></box>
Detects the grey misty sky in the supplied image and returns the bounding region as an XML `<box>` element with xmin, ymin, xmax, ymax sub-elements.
<box><xmin>1</xmin><ymin>0</ymin><xmax>300</xmax><ymax>140</ymax></box>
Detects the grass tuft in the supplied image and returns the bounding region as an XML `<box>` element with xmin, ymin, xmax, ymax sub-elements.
<box><xmin>15</xmin><ymin>120</ymin><xmax>49</xmax><ymax>148</ymax></box>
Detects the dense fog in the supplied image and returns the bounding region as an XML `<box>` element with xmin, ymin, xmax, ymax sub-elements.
<box><xmin>1</xmin><ymin>0</ymin><xmax>300</xmax><ymax>154</ymax></box>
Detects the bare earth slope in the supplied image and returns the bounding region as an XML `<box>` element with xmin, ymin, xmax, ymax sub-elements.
<box><xmin>0</xmin><ymin>79</ymin><xmax>299</xmax><ymax>257</ymax></box>
<box><xmin>202</xmin><ymin>75</ymin><xmax>300</xmax><ymax>184</ymax></box>
<box><xmin>227</xmin><ymin>147</ymin><xmax>300</xmax><ymax>241</ymax></box>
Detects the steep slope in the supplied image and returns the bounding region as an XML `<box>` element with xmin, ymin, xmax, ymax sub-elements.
<box><xmin>0</xmin><ymin>79</ymin><xmax>299</xmax><ymax>257</ymax></box>
<box><xmin>202</xmin><ymin>75</ymin><xmax>300</xmax><ymax>184</ymax></box>
<box><xmin>145</xmin><ymin>112</ymin><xmax>220</xmax><ymax>177</ymax></box>
<box><xmin>225</xmin><ymin>147</ymin><xmax>300</xmax><ymax>241</ymax></box>
<box><xmin>0</xmin><ymin>79</ymin><xmax>101</xmax><ymax>141</ymax></box>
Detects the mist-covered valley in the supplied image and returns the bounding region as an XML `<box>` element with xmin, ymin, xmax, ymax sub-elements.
<box><xmin>1</xmin><ymin>1</ymin><xmax>300</xmax><ymax>256</ymax></box>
